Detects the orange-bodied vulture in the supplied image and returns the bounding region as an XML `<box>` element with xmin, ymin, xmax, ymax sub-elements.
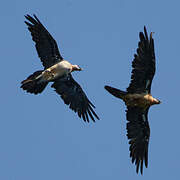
<box><xmin>105</xmin><ymin>26</ymin><xmax>161</xmax><ymax>174</ymax></box>
<box><xmin>21</xmin><ymin>14</ymin><xmax>99</xmax><ymax>122</ymax></box>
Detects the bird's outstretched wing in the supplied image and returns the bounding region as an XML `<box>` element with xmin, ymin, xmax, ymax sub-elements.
<box><xmin>24</xmin><ymin>14</ymin><xmax>63</xmax><ymax>69</ymax></box>
<box><xmin>127</xmin><ymin>26</ymin><xmax>155</xmax><ymax>93</ymax></box>
<box><xmin>51</xmin><ymin>74</ymin><xmax>99</xmax><ymax>122</ymax></box>
<box><xmin>126</xmin><ymin>106</ymin><xmax>150</xmax><ymax>174</ymax></box>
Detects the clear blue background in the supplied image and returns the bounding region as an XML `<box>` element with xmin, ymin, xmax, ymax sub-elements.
<box><xmin>1</xmin><ymin>0</ymin><xmax>179</xmax><ymax>179</ymax></box>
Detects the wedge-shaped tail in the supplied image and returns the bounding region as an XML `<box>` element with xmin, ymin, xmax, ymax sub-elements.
<box><xmin>104</xmin><ymin>85</ymin><xmax>127</xmax><ymax>99</ymax></box>
<box><xmin>21</xmin><ymin>70</ymin><xmax>48</xmax><ymax>94</ymax></box>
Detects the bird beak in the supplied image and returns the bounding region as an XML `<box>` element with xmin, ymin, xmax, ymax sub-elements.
<box><xmin>78</xmin><ymin>67</ymin><xmax>83</xmax><ymax>71</ymax></box>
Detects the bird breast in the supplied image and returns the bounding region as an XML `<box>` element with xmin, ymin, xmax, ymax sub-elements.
<box><xmin>42</xmin><ymin>60</ymin><xmax>72</xmax><ymax>81</ymax></box>
<box><xmin>123</xmin><ymin>93</ymin><xmax>155</xmax><ymax>108</ymax></box>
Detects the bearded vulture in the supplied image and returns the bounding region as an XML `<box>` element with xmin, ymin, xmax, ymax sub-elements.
<box><xmin>104</xmin><ymin>26</ymin><xmax>161</xmax><ymax>174</ymax></box>
<box><xmin>21</xmin><ymin>14</ymin><xmax>99</xmax><ymax>122</ymax></box>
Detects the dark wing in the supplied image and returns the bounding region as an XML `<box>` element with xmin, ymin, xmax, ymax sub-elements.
<box><xmin>127</xmin><ymin>26</ymin><xmax>155</xmax><ymax>93</ymax></box>
<box><xmin>126</xmin><ymin>106</ymin><xmax>150</xmax><ymax>174</ymax></box>
<box><xmin>24</xmin><ymin>14</ymin><xmax>63</xmax><ymax>69</ymax></box>
<box><xmin>51</xmin><ymin>74</ymin><xmax>99</xmax><ymax>122</ymax></box>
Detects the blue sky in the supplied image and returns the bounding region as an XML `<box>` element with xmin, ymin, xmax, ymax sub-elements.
<box><xmin>1</xmin><ymin>0</ymin><xmax>180</xmax><ymax>179</ymax></box>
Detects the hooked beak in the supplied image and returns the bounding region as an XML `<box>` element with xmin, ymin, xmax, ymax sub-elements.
<box><xmin>77</xmin><ymin>66</ymin><xmax>83</xmax><ymax>71</ymax></box>
<box><xmin>72</xmin><ymin>65</ymin><xmax>83</xmax><ymax>72</ymax></box>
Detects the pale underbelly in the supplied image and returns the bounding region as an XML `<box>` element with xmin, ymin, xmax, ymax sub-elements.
<box><xmin>42</xmin><ymin>64</ymin><xmax>71</xmax><ymax>81</ymax></box>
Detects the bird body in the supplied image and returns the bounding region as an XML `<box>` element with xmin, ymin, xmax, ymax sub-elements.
<box><xmin>124</xmin><ymin>93</ymin><xmax>160</xmax><ymax>108</ymax></box>
<box><xmin>40</xmin><ymin>60</ymin><xmax>73</xmax><ymax>81</ymax></box>
<box><xmin>105</xmin><ymin>86</ymin><xmax>160</xmax><ymax>110</ymax></box>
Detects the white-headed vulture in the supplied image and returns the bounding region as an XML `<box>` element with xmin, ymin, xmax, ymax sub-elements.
<box><xmin>105</xmin><ymin>26</ymin><xmax>161</xmax><ymax>174</ymax></box>
<box><xmin>21</xmin><ymin>14</ymin><xmax>99</xmax><ymax>122</ymax></box>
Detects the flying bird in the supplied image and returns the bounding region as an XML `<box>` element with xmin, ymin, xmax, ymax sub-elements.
<box><xmin>104</xmin><ymin>27</ymin><xmax>161</xmax><ymax>174</ymax></box>
<box><xmin>21</xmin><ymin>14</ymin><xmax>99</xmax><ymax>122</ymax></box>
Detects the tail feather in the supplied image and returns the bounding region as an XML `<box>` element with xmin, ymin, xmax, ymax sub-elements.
<box><xmin>21</xmin><ymin>70</ymin><xmax>48</xmax><ymax>94</ymax></box>
<box><xmin>104</xmin><ymin>85</ymin><xmax>127</xmax><ymax>99</ymax></box>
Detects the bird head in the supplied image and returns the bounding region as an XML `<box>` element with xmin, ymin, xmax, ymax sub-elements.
<box><xmin>72</xmin><ymin>65</ymin><xmax>82</xmax><ymax>72</ymax></box>
<box><xmin>153</xmin><ymin>98</ymin><xmax>161</xmax><ymax>105</ymax></box>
